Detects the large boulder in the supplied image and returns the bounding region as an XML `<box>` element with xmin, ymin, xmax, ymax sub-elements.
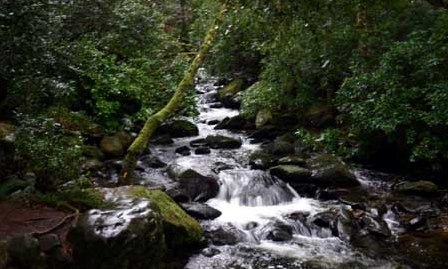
<box><xmin>306</xmin><ymin>154</ymin><xmax>359</xmax><ymax>187</ymax></box>
<box><xmin>215</xmin><ymin>115</ymin><xmax>248</xmax><ymax>130</ymax></box>
<box><xmin>168</xmin><ymin>165</ymin><xmax>220</xmax><ymax>202</ymax></box>
<box><xmin>270</xmin><ymin>165</ymin><xmax>312</xmax><ymax>183</ymax></box>
<box><xmin>395</xmin><ymin>180</ymin><xmax>438</xmax><ymax>196</ymax></box>
<box><xmin>249</xmin><ymin>150</ymin><xmax>277</xmax><ymax>170</ymax></box>
<box><xmin>181</xmin><ymin>203</ymin><xmax>222</xmax><ymax>220</ymax></box>
<box><xmin>68</xmin><ymin>186</ymin><xmax>202</xmax><ymax>269</ymax></box>
<box><xmin>159</xmin><ymin>120</ymin><xmax>199</xmax><ymax>138</ymax></box>
<box><xmin>205</xmin><ymin>135</ymin><xmax>242</xmax><ymax>149</ymax></box>
<box><xmin>100</xmin><ymin>135</ymin><xmax>124</xmax><ymax>158</ymax></box>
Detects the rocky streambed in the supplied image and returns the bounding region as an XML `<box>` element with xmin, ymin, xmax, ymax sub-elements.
<box><xmin>2</xmin><ymin>73</ymin><xmax>447</xmax><ymax>269</ymax></box>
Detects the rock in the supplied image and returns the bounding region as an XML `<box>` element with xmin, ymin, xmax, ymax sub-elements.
<box><xmin>287</xmin><ymin>211</ymin><xmax>310</xmax><ymax>222</ymax></box>
<box><xmin>69</xmin><ymin>186</ymin><xmax>202</xmax><ymax>269</ymax></box>
<box><xmin>83</xmin><ymin>145</ymin><xmax>105</xmax><ymax>160</ymax></box>
<box><xmin>215</xmin><ymin>115</ymin><xmax>248</xmax><ymax>130</ymax></box>
<box><xmin>255</xmin><ymin>109</ymin><xmax>273</xmax><ymax>129</ymax></box>
<box><xmin>181</xmin><ymin>203</ymin><xmax>222</xmax><ymax>220</ymax></box>
<box><xmin>317</xmin><ymin>188</ymin><xmax>351</xmax><ymax>201</ymax></box>
<box><xmin>7</xmin><ymin>235</ymin><xmax>42</xmax><ymax>268</ymax></box>
<box><xmin>249</xmin><ymin>150</ymin><xmax>277</xmax><ymax>170</ymax></box>
<box><xmin>259</xmin><ymin>221</ymin><xmax>293</xmax><ymax>242</ymax></box>
<box><xmin>206</xmin><ymin>226</ymin><xmax>245</xmax><ymax>246</ymax></box>
<box><xmin>249</xmin><ymin>125</ymin><xmax>281</xmax><ymax>140</ymax></box>
<box><xmin>278</xmin><ymin>155</ymin><xmax>307</xmax><ymax>166</ymax></box>
<box><xmin>38</xmin><ymin>234</ymin><xmax>61</xmax><ymax>253</ymax></box>
<box><xmin>138</xmin><ymin>155</ymin><xmax>167</xmax><ymax>168</ymax></box>
<box><xmin>190</xmin><ymin>138</ymin><xmax>207</xmax><ymax>147</ymax></box>
<box><xmin>165</xmin><ymin>187</ymin><xmax>190</xmax><ymax>203</ymax></box>
<box><xmin>270</xmin><ymin>165</ymin><xmax>312</xmax><ymax>183</ymax></box>
<box><xmin>203</xmin><ymin>91</ymin><xmax>219</xmax><ymax>103</ymax></box>
<box><xmin>207</xmin><ymin>120</ymin><xmax>220</xmax><ymax>125</ymax></box>
<box><xmin>175</xmin><ymin>146</ymin><xmax>191</xmax><ymax>156</ymax></box>
<box><xmin>306</xmin><ymin>154</ymin><xmax>359</xmax><ymax>187</ymax></box>
<box><xmin>115</xmin><ymin>131</ymin><xmax>133</xmax><ymax>149</ymax></box>
<box><xmin>195</xmin><ymin>147</ymin><xmax>211</xmax><ymax>155</ymax></box>
<box><xmin>212</xmin><ymin>162</ymin><xmax>235</xmax><ymax>173</ymax></box>
<box><xmin>0</xmin><ymin>178</ymin><xmax>30</xmax><ymax>199</ymax></box>
<box><xmin>218</xmin><ymin>78</ymin><xmax>245</xmax><ymax>108</ymax></box>
<box><xmin>312</xmin><ymin>210</ymin><xmax>337</xmax><ymax>228</ymax></box>
<box><xmin>407</xmin><ymin>216</ymin><xmax>427</xmax><ymax>231</ymax></box>
<box><xmin>209</xmin><ymin>102</ymin><xmax>223</xmax><ymax>108</ymax></box>
<box><xmin>395</xmin><ymin>180</ymin><xmax>438</xmax><ymax>196</ymax></box>
<box><xmin>201</xmin><ymin>247</ymin><xmax>221</xmax><ymax>257</ymax></box>
<box><xmin>152</xmin><ymin>134</ymin><xmax>174</xmax><ymax>145</ymax></box>
<box><xmin>159</xmin><ymin>120</ymin><xmax>199</xmax><ymax>138</ymax></box>
<box><xmin>100</xmin><ymin>136</ymin><xmax>124</xmax><ymax>157</ymax></box>
<box><xmin>359</xmin><ymin>215</ymin><xmax>391</xmax><ymax>238</ymax></box>
<box><xmin>168</xmin><ymin>166</ymin><xmax>220</xmax><ymax>202</ymax></box>
<box><xmin>205</xmin><ymin>135</ymin><xmax>242</xmax><ymax>149</ymax></box>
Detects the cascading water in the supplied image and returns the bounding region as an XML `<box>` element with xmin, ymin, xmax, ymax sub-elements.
<box><xmin>144</xmin><ymin>72</ymin><xmax>395</xmax><ymax>269</ymax></box>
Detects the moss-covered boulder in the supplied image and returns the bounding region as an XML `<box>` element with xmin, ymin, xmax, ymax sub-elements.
<box><xmin>68</xmin><ymin>187</ymin><xmax>166</xmax><ymax>269</ymax></box>
<box><xmin>132</xmin><ymin>187</ymin><xmax>203</xmax><ymax>249</ymax></box>
<box><xmin>218</xmin><ymin>78</ymin><xmax>245</xmax><ymax>108</ymax></box>
<box><xmin>395</xmin><ymin>180</ymin><xmax>438</xmax><ymax>196</ymax></box>
<box><xmin>159</xmin><ymin>120</ymin><xmax>199</xmax><ymax>138</ymax></box>
<box><xmin>100</xmin><ymin>135</ymin><xmax>124</xmax><ymax>158</ymax></box>
<box><xmin>306</xmin><ymin>154</ymin><xmax>359</xmax><ymax>187</ymax></box>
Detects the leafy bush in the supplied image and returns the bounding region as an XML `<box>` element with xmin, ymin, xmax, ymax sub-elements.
<box><xmin>15</xmin><ymin>116</ymin><xmax>83</xmax><ymax>192</ymax></box>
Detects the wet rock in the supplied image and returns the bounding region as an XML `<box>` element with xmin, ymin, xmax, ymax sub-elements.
<box><xmin>278</xmin><ymin>155</ymin><xmax>307</xmax><ymax>166</ymax></box>
<box><xmin>249</xmin><ymin>150</ymin><xmax>277</xmax><ymax>170</ymax></box>
<box><xmin>407</xmin><ymin>216</ymin><xmax>427</xmax><ymax>231</ymax></box>
<box><xmin>201</xmin><ymin>247</ymin><xmax>221</xmax><ymax>257</ymax></box>
<box><xmin>165</xmin><ymin>187</ymin><xmax>190</xmax><ymax>203</ymax></box>
<box><xmin>152</xmin><ymin>134</ymin><xmax>174</xmax><ymax>145</ymax></box>
<box><xmin>259</xmin><ymin>221</ymin><xmax>293</xmax><ymax>242</ymax></box>
<box><xmin>138</xmin><ymin>155</ymin><xmax>167</xmax><ymax>168</ymax></box>
<box><xmin>205</xmin><ymin>135</ymin><xmax>242</xmax><ymax>149</ymax></box>
<box><xmin>115</xmin><ymin>131</ymin><xmax>133</xmax><ymax>149</ymax></box>
<box><xmin>7</xmin><ymin>235</ymin><xmax>43</xmax><ymax>268</ymax></box>
<box><xmin>255</xmin><ymin>109</ymin><xmax>273</xmax><ymax>129</ymax></box>
<box><xmin>287</xmin><ymin>211</ymin><xmax>310</xmax><ymax>222</ymax></box>
<box><xmin>209</xmin><ymin>102</ymin><xmax>223</xmax><ymax>108</ymax></box>
<box><xmin>306</xmin><ymin>154</ymin><xmax>359</xmax><ymax>187</ymax></box>
<box><xmin>203</xmin><ymin>91</ymin><xmax>219</xmax><ymax>103</ymax></box>
<box><xmin>195</xmin><ymin>146</ymin><xmax>211</xmax><ymax>155</ymax></box>
<box><xmin>207</xmin><ymin>120</ymin><xmax>220</xmax><ymax>125</ymax></box>
<box><xmin>83</xmin><ymin>158</ymin><xmax>103</xmax><ymax>171</ymax></box>
<box><xmin>272</xmin><ymin>141</ymin><xmax>295</xmax><ymax>156</ymax></box>
<box><xmin>395</xmin><ymin>180</ymin><xmax>438</xmax><ymax>196</ymax></box>
<box><xmin>359</xmin><ymin>215</ymin><xmax>391</xmax><ymax>238</ymax></box>
<box><xmin>38</xmin><ymin>234</ymin><xmax>61</xmax><ymax>253</ymax></box>
<box><xmin>159</xmin><ymin>120</ymin><xmax>199</xmax><ymax>138</ymax></box>
<box><xmin>215</xmin><ymin>115</ymin><xmax>248</xmax><ymax>130</ymax></box>
<box><xmin>175</xmin><ymin>145</ymin><xmax>191</xmax><ymax>156</ymax></box>
<box><xmin>190</xmin><ymin>138</ymin><xmax>207</xmax><ymax>148</ymax></box>
<box><xmin>270</xmin><ymin>165</ymin><xmax>312</xmax><ymax>183</ymax></box>
<box><xmin>312</xmin><ymin>210</ymin><xmax>337</xmax><ymax>228</ymax></box>
<box><xmin>212</xmin><ymin>162</ymin><xmax>235</xmax><ymax>173</ymax></box>
<box><xmin>100</xmin><ymin>135</ymin><xmax>124</xmax><ymax>157</ymax></box>
<box><xmin>69</xmin><ymin>186</ymin><xmax>202</xmax><ymax>269</ymax></box>
<box><xmin>168</xmin><ymin>166</ymin><xmax>220</xmax><ymax>202</ymax></box>
<box><xmin>181</xmin><ymin>203</ymin><xmax>222</xmax><ymax>220</ymax></box>
<box><xmin>206</xmin><ymin>226</ymin><xmax>245</xmax><ymax>246</ymax></box>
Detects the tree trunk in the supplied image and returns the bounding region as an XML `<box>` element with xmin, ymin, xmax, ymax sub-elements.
<box><xmin>118</xmin><ymin>2</ymin><xmax>228</xmax><ymax>185</ymax></box>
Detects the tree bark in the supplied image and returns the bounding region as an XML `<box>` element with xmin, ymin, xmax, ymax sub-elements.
<box><xmin>118</xmin><ymin>2</ymin><xmax>228</xmax><ymax>185</ymax></box>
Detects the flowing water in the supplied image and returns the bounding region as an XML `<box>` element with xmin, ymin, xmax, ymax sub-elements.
<box><xmin>141</xmin><ymin>73</ymin><xmax>395</xmax><ymax>269</ymax></box>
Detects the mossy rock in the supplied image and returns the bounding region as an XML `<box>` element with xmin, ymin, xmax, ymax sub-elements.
<box><xmin>82</xmin><ymin>145</ymin><xmax>105</xmax><ymax>160</ymax></box>
<box><xmin>395</xmin><ymin>180</ymin><xmax>438</xmax><ymax>196</ymax></box>
<box><xmin>270</xmin><ymin>165</ymin><xmax>312</xmax><ymax>183</ymax></box>
<box><xmin>255</xmin><ymin>109</ymin><xmax>273</xmax><ymax>129</ymax></box>
<box><xmin>306</xmin><ymin>154</ymin><xmax>359</xmax><ymax>187</ymax></box>
<box><xmin>100</xmin><ymin>136</ymin><xmax>124</xmax><ymax>157</ymax></box>
<box><xmin>131</xmin><ymin>187</ymin><xmax>202</xmax><ymax>249</ymax></box>
<box><xmin>159</xmin><ymin>120</ymin><xmax>199</xmax><ymax>138</ymax></box>
<box><xmin>218</xmin><ymin>78</ymin><xmax>244</xmax><ymax>99</ymax></box>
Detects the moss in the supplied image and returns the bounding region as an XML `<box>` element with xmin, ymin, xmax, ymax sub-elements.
<box><xmin>41</xmin><ymin>187</ymin><xmax>109</xmax><ymax>211</ymax></box>
<box><xmin>218</xmin><ymin>78</ymin><xmax>244</xmax><ymax>98</ymax></box>
<box><xmin>0</xmin><ymin>240</ymin><xmax>8</xmax><ymax>267</ymax></box>
<box><xmin>131</xmin><ymin>187</ymin><xmax>202</xmax><ymax>248</ymax></box>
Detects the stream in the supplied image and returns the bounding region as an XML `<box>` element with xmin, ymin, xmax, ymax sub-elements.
<box><xmin>134</xmin><ymin>73</ymin><xmax>425</xmax><ymax>268</ymax></box>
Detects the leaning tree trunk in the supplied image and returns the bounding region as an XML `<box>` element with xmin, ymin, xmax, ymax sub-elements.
<box><xmin>118</xmin><ymin>2</ymin><xmax>228</xmax><ymax>185</ymax></box>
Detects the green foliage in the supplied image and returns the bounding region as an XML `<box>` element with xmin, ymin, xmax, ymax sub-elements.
<box><xmin>338</xmin><ymin>11</ymin><xmax>448</xmax><ymax>163</ymax></box>
<box><xmin>41</xmin><ymin>187</ymin><xmax>107</xmax><ymax>211</ymax></box>
<box><xmin>15</xmin><ymin>116</ymin><xmax>83</xmax><ymax>192</ymax></box>
<box><xmin>296</xmin><ymin>128</ymin><xmax>354</xmax><ymax>159</ymax></box>
<box><xmin>241</xmin><ymin>81</ymin><xmax>283</xmax><ymax>119</ymax></box>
